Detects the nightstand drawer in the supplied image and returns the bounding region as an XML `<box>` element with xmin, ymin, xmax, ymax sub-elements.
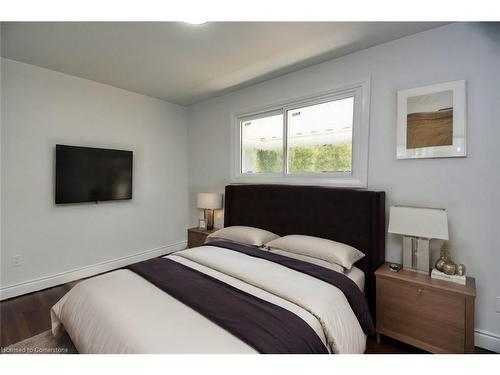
<box><xmin>188</xmin><ymin>231</ymin><xmax>207</xmax><ymax>248</ymax></box>
<box><xmin>378</xmin><ymin>277</ymin><xmax>465</xmax><ymax>353</ymax></box>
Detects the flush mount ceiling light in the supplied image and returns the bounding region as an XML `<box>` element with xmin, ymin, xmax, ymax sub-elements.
<box><xmin>183</xmin><ymin>20</ymin><xmax>208</xmax><ymax>25</ymax></box>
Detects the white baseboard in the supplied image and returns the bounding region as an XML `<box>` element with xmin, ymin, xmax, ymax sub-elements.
<box><xmin>0</xmin><ymin>240</ymin><xmax>187</xmax><ymax>301</ymax></box>
<box><xmin>475</xmin><ymin>329</ymin><xmax>500</xmax><ymax>353</ymax></box>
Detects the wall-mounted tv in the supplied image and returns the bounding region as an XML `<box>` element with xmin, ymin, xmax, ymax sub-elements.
<box><xmin>55</xmin><ymin>145</ymin><xmax>133</xmax><ymax>204</ymax></box>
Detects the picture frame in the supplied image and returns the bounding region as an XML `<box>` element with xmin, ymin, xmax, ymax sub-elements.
<box><xmin>198</xmin><ymin>218</ymin><xmax>207</xmax><ymax>230</ymax></box>
<box><xmin>396</xmin><ymin>80</ymin><xmax>466</xmax><ymax>159</ymax></box>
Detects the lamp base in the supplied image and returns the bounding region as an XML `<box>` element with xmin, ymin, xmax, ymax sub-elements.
<box><xmin>402</xmin><ymin>236</ymin><xmax>430</xmax><ymax>275</ymax></box>
<box><xmin>204</xmin><ymin>209</ymin><xmax>214</xmax><ymax>230</ymax></box>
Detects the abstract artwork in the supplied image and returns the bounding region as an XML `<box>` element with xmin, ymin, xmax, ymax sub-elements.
<box><xmin>397</xmin><ymin>81</ymin><xmax>466</xmax><ymax>159</ymax></box>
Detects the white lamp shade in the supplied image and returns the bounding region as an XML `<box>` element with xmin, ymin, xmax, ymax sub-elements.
<box><xmin>197</xmin><ymin>193</ymin><xmax>222</xmax><ymax>209</ymax></box>
<box><xmin>388</xmin><ymin>206</ymin><xmax>449</xmax><ymax>240</ymax></box>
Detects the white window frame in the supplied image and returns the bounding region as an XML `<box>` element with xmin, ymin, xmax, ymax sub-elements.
<box><xmin>230</xmin><ymin>78</ymin><xmax>371</xmax><ymax>188</ymax></box>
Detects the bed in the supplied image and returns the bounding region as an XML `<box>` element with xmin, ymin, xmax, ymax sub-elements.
<box><xmin>51</xmin><ymin>184</ymin><xmax>385</xmax><ymax>354</ymax></box>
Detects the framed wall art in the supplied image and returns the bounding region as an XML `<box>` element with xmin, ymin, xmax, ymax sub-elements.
<box><xmin>396</xmin><ymin>80</ymin><xmax>466</xmax><ymax>159</ymax></box>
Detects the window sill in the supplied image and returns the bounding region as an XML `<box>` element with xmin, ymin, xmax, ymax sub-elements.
<box><xmin>230</xmin><ymin>174</ymin><xmax>367</xmax><ymax>188</ymax></box>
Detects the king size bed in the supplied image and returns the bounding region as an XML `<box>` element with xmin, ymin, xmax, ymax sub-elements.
<box><xmin>50</xmin><ymin>184</ymin><xmax>385</xmax><ymax>354</ymax></box>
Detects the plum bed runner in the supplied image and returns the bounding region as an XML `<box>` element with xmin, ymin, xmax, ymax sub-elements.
<box><xmin>128</xmin><ymin>257</ymin><xmax>328</xmax><ymax>354</ymax></box>
<box><xmin>208</xmin><ymin>240</ymin><xmax>375</xmax><ymax>336</ymax></box>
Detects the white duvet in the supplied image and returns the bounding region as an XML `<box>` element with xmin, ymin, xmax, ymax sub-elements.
<box><xmin>51</xmin><ymin>245</ymin><xmax>367</xmax><ymax>354</ymax></box>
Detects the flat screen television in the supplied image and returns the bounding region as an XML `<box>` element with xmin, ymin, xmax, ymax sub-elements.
<box><xmin>55</xmin><ymin>145</ymin><xmax>133</xmax><ymax>204</ymax></box>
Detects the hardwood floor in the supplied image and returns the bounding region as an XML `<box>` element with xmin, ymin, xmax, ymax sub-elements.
<box><xmin>0</xmin><ymin>280</ymin><xmax>494</xmax><ymax>353</ymax></box>
<box><xmin>1</xmin><ymin>281</ymin><xmax>80</xmax><ymax>347</ymax></box>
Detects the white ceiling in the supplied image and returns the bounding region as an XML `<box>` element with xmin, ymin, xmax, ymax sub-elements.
<box><xmin>1</xmin><ymin>22</ymin><xmax>447</xmax><ymax>106</ymax></box>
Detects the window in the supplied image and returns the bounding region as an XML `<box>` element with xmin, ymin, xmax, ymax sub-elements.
<box><xmin>241</xmin><ymin>111</ymin><xmax>283</xmax><ymax>174</ymax></box>
<box><xmin>286</xmin><ymin>97</ymin><xmax>354</xmax><ymax>174</ymax></box>
<box><xmin>232</xmin><ymin>80</ymin><xmax>370</xmax><ymax>187</ymax></box>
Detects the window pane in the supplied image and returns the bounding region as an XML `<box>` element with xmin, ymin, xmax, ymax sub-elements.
<box><xmin>287</xmin><ymin>97</ymin><xmax>353</xmax><ymax>174</ymax></box>
<box><xmin>241</xmin><ymin>113</ymin><xmax>283</xmax><ymax>174</ymax></box>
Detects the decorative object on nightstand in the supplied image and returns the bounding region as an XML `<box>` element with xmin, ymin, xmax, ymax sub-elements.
<box><xmin>432</xmin><ymin>242</ymin><xmax>467</xmax><ymax>284</ymax></box>
<box><xmin>389</xmin><ymin>263</ymin><xmax>402</xmax><ymax>272</ymax></box>
<box><xmin>197</xmin><ymin>193</ymin><xmax>222</xmax><ymax>230</ymax></box>
<box><xmin>388</xmin><ymin>205</ymin><xmax>449</xmax><ymax>275</ymax></box>
<box><xmin>198</xmin><ymin>218</ymin><xmax>207</xmax><ymax>230</ymax></box>
<box><xmin>375</xmin><ymin>263</ymin><xmax>476</xmax><ymax>353</ymax></box>
<box><xmin>430</xmin><ymin>269</ymin><xmax>466</xmax><ymax>285</ymax></box>
<box><xmin>187</xmin><ymin>227</ymin><xmax>218</xmax><ymax>248</ymax></box>
<box><xmin>434</xmin><ymin>242</ymin><xmax>451</xmax><ymax>271</ymax></box>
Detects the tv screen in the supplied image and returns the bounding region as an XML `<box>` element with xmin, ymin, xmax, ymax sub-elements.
<box><xmin>55</xmin><ymin>145</ymin><xmax>133</xmax><ymax>204</ymax></box>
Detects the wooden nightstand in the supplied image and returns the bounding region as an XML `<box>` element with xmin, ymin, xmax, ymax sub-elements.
<box><xmin>375</xmin><ymin>263</ymin><xmax>476</xmax><ymax>353</ymax></box>
<box><xmin>187</xmin><ymin>227</ymin><xmax>218</xmax><ymax>248</ymax></box>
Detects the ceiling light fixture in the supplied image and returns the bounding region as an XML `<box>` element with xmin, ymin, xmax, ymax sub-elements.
<box><xmin>183</xmin><ymin>20</ymin><xmax>208</xmax><ymax>25</ymax></box>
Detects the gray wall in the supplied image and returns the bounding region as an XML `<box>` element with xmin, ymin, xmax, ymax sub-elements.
<box><xmin>1</xmin><ymin>58</ymin><xmax>189</xmax><ymax>288</ymax></box>
<box><xmin>187</xmin><ymin>23</ymin><xmax>500</xmax><ymax>339</ymax></box>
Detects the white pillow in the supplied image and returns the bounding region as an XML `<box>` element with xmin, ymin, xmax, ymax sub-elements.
<box><xmin>268</xmin><ymin>248</ymin><xmax>345</xmax><ymax>273</ymax></box>
<box><xmin>265</xmin><ymin>234</ymin><xmax>364</xmax><ymax>270</ymax></box>
<box><xmin>207</xmin><ymin>226</ymin><xmax>280</xmax><ymax>247</ymax></box>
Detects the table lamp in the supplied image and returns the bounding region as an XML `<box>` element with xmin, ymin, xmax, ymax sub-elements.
<box><xmin>197</xmin><ymin>193</ymin><xmax>222</xmax><ymax>230</ymax></box>
<box><xmin>388</xmin><ymin>205</ymin><xmax>449</xmax><ymax>275</ymax></box>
